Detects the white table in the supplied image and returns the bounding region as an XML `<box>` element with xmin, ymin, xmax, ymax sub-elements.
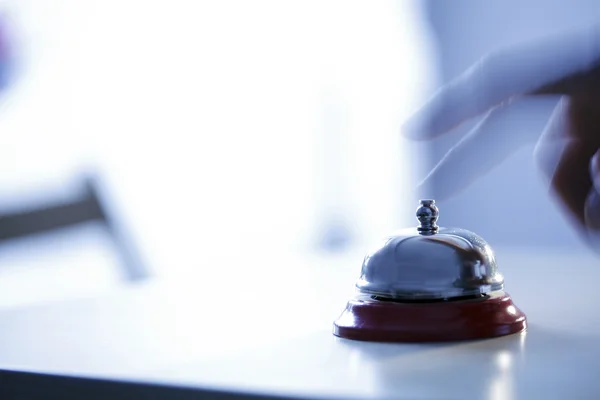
<box><xmin>0</xmin><ymin>246</ymin><xmax>599</xmax><ymax>399</ymax></box>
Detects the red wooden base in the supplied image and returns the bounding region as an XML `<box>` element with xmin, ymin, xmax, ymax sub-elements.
<box><xmin>333</xmin><ymin>291</ymin><xmax>526</xmax><ymax>342</ymax></box>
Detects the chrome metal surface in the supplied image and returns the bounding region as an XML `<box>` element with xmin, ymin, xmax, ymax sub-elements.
<box><xmin>356</xmin><ymin>200</ymin><xmax>504</xmax><ymax>300</ymax></box>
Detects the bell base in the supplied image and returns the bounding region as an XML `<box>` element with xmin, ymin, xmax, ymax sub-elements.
<box><xmin>333</xmin><ymin>291</ymin><xmax>526</xmax><ymax>343</ymax></box>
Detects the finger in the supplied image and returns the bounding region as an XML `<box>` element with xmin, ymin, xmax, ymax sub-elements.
<box><xmin>403</xmin><ymin>24</ymin><xmax>600</xmax><ymax>140</ymax></box>
<box><xmin>549</xmin><ymin>140</ymin><xmax>596</xmax><ymax>228</ymax></box>
<box><xmin>582</xmin><ymin>151</ymin><xmax>600</xmax><ymax>253</ymax></box>
<box><xmin>533</xmin><ymin>98</ymin><xmax>571</xmax><ymax>188</ymax></box>
<box><xmin>417</xmin><ymin>99</ymin><xmax>555</xmax><ymax>201</ymax></box>
<box><xmin>591</xmin><ymin>147</ymin><xmax>600</xmax><ymax>181</ymax></box>
<box><xmin>584</xmin><ymin>151</ymin><xmax>600</xmax><ymax>232</ymax></box>
<box><xmin>584</xmin><ymin>151</ymin><xmax>600</xmax><ymax>235</ymax></box>
<box><xmin>535</xmin><ymin>97</ymin><xmax>599</xmax><ymax>228</ymax></box>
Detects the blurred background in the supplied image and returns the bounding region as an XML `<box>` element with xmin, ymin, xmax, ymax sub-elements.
<box><xmin>0</xmin><ymin>0</ymin><xmax>597</xmax><ymax>310</ymax></box>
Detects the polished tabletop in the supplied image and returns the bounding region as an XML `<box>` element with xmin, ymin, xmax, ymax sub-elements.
<box><xmin>0</xmin><ymin>244</ymin><xmax>599</xmax><ymax>399</ymax></box>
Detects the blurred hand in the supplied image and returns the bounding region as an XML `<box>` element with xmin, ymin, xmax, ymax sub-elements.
<box><xmin>403</xmin><ymin>24</ymin><xmax>600</xmax><ymax>242</ymax></box>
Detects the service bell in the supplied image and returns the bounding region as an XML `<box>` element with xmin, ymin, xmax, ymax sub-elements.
<box><xmin>333</xmin><ymin>200</ymin><xmax>527</xmax><ymax>342</ymax></box>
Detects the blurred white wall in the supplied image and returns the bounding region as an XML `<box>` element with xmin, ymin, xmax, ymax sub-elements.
<box><xmin>0</xmin><ymin>0</ymin><xmax>436</xmax><ymax>305</ymax></box>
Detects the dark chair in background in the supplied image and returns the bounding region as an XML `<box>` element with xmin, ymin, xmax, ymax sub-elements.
<box><xmin>0</xmin><ymin>175</ymin><xmax>149</xmax><ymax>282</ymax></box>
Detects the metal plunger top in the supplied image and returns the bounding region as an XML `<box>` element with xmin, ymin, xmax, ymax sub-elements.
<box><xmin>416</xmin><ymin>199</ymin><xmax>439</xmax><ymax>235</ymax></box>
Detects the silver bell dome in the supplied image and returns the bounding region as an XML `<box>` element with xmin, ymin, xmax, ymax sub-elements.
<box><xmin>356</xmin><ymin>200</ymin><xmax>504</xmax><ymax>300</ymax></box>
